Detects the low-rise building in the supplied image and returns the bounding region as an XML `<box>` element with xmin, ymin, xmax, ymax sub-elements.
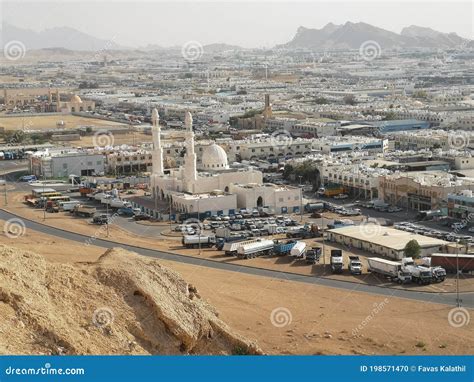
<box><xmin>327</xmin><ymin>225</ymin><xmax>448</xmax><ymax>260</ymax></box>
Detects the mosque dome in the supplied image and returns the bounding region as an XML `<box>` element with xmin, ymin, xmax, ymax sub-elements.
<box><xmin>201</xmin><ymin>143</ymin><xmax>229</xmax><ymax>170</ymax></box>
<box><xmin>70</xmin><ymin>94</ymin><xmax>83</xmax><ymax>103</ymax></box>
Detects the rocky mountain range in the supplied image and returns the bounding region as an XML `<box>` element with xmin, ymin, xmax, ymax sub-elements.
<box><xmin>281</xmin><ymin>22</ymin><xmax>471</xmax><ymax>50</ymax></box>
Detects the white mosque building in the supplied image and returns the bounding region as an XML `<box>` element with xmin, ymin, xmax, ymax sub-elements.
<box><xmin>149</xmin><ymin>109</ymin><xmax>301</xmax><ymax>216</ymax></box>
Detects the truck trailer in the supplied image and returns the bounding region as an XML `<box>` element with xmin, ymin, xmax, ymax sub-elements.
<box><xmin>289</xmin><ymin>241</ymin><xmax>307</xmax><ymax>258</ymax></box>
<box><xmin>430</xmin><ymin>253</ymin><xmax>474</xmax><ymax>274</ymax></box>
<box><xmin>182</xmin><ymin>235</ymin><xmax>216</xmax><ymax>249</ymax></box>
<box><xmin>367</xmin><ymin>257</ymin><xmax>411</xmax><ymax>284</ymax></box>
<box><xmin>236</xmin><ymin>239</ymin><xmax>274</xmax><ymax>259</ymax></box>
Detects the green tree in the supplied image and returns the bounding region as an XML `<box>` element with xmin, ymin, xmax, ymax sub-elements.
<box><xmin>343</xmin><ymin>94</ymin><xmax>356</xmax><ymax>105</ymax></box>
<box><xmin>404</xmin><ymin>239</ymin><xmax>421</xmax><ymax>258</ymax></box>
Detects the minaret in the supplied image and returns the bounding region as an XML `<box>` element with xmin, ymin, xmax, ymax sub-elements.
<box><xmin>151</xmin><ymin>108</ymin><xmax>164</xmax><ymax>176</ymax></box>
<box><xmin>183</xmin><ymin>111</ymin><xmax>197</xmax><ymax>191</ymax></box>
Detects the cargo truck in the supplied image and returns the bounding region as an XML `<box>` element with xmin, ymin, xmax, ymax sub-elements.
<box><xmin>330</xmin><ymin>249</ymin><xmax>344</xmax><ymax>273</ymax></box>
<box><xmin>367</xmin><ymin>257</ymin><xmax>411</xmax><ymax>284</ymax></box>
<box><xmin>222</xmin><ymin>239</ymin><xmax>261</xmax><ymax>256</ymax></box>
<box><xmin>290</xmin><ymin>241</ymin><xmax>307</xmax><ymax>259</ymax></box>
<box><xmin>273</xmin><ymin>240</ymin><xmax>297</xmax><ymax>256</ymax></box>
<box><xmin>236</xmin><ymin>239</ymin><xmax>274</xmax><ymax>259</ymax></box>
<box><xmin>182</xmin><ymin>235</ymin><xmax>216</xmax><ymax>249</ymax></box>
<box><xmin>348</xmin><ymin>256</ymin><xmax>362</xmax><ymax>275</ymax></box>
<box><xmin>73</xmin><ymin>204</ymin><xmax>97</xmax><ymax>218</ymax></box>
<box><xmin>306</xmin><ymin>247</ymin><xmax>322</xmax><ymax>264</ymax></box>
<box><xmin>430</xmin><ymin>253</ymin><xmax>474</xmax><ymax>274</ymax></box>
<box><xmin>401</xmin><ymin>257</ymin><xmax>432</xmax><ymax>285</ymax></box>
<box><xmin>215</xmin><ymin>235</ymin><xmax>248</xmax><ymax>251</ymax></box>
<box><xmin>286</xmin><ymin>224</ymin><xmax>321</xmax><ymax>239</ymax></box>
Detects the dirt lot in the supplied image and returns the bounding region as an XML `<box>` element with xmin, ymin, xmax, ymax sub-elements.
<box><xmin>1</xmin><ymin>224</ymin><xmax>472</xmax><ymax>355</ymax></box>
<box><xmin>3</xmin><ymin>190</ymin><xmax>473</xmax><ymax>294</ymax></box>
<box><xmin>0</xmin><ymin>114</ymin><xmax>125</xmax><ymax>131</ymax></box>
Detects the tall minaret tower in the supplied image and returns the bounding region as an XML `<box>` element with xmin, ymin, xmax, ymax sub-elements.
<box><xmin>151</xmin><ymin>108</ymin><xmax>164</xmax><ymax>176</ymax></box>
<box><xmin>183</xmin><ymin>111</ymin><xmax>197</xmax><ymax>191</ymax></box>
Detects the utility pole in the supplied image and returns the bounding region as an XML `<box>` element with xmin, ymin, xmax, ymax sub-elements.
<box><xmin>43</xmin><ymin>172</ymin><xmax>46</xmax><ymax>221</ymax></box>
<box><xmin>3</xmin><ymin>177</ymin><xmax>7</xmax><ymax>206</ymax></box>
<box><xmin>456</xmin><ymin>240</ymin><xmax>461</xmax><ymax>307</ymax></box>
<box><xmin>197</xmin><ymin>197</ymin><xmax>201</xmax><ymax>256</ymax></box>
<box><xmin>298</xmin><ymin>175</ymin><xmax>303</xmax><ymax>222</ymax></box>
<box><xmin>106</xmin><ymin>197</ymin><xmax>109</xmax><ymax>237</ymax></box>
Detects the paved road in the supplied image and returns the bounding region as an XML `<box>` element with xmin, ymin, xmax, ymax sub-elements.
<box><xmin>2</xmin><ymin>209</ymin><xmax>473</xmax><ymax>308</ymax></box>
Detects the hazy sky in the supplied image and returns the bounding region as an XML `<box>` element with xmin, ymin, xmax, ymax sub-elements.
<box><xmin>2</xmin><ymin>1</ymin><xmax>472</xmax><ymax>48</ymax></box>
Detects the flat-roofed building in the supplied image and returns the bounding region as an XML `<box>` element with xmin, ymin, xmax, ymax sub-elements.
<box><xmin>327</xmin><ymin>225</ymin><xmax>448</xmax><ymax>260</ymax></box>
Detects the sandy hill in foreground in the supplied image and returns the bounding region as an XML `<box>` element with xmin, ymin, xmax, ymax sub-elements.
<box><xmin>0</xmin><ymin>245</ymin><xmax>261</xmax><ymax>355</ymax></box>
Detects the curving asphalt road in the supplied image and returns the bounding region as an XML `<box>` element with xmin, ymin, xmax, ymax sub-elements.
<box><xmin>1</xmin><ymin>209</ymin><xmax>473</xmax><ymax>309</ymax></box>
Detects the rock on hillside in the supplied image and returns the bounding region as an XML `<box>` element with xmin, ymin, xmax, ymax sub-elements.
<box><xmin>0</xmin><ymin>245</ymin><xmax>261</xmax><ymax>355</ymax></box>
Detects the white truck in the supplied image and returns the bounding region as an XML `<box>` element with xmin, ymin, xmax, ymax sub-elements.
<box><xmin>222</xmin><ymin>239</ymin><xmax>261</xmax><ymax>256</ymax></box>
<box><xmin>236</xmin><ymin>239</ymin><xmax>274</xmax><ymax>259</ymax></box>
<box><xmin>289</xmin><ymin>241</ymin><xmax>307</xmax><ymax>259</ymax></box>
<box><xmin>401</xmin><ymin>257</ymin><xmax>432</xmax><ymax>285</ymax></box>
<box><xmin>182</xmin><ymin>235</ymin><xmax>216</xmax><ymax>249</ymax></box>
<box><xmin>110</xmin><ymin>199</ymin><xmax>131</xmax><ymax>209</ymax></box>
<box><xmin>58</xmin><ymin>200</ymin><xmax>81</xmax><ymax>211</ymax></box>
<box><xmin>348</xmin><ymin>256</ymin><xmax>362</xmax><ymax>275</ymax></box>
<box><xmin>330</xmin><ymin>250</ymin><xmax>344</xmax><ymax>274</ymax></box>
<box><xmin>367</xmin><ymin>257</ymin><xmax>411</xmax><ymax>284</ymax></box>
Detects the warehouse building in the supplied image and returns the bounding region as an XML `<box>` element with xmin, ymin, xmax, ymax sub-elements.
<box><xmin>327</xmin><ymin>225</ymin><xmax>448</xmax><ymax>260</ymax></box>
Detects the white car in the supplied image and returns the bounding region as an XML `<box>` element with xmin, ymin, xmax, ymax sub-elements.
<box><xmin>468</xmin><ymin>227</ymin><xmax>474</xmax><ymax>233</ymax></box>
<box><xmin>334</xmin><ymin>194</ymin><xmax>349</xmax><ymax>200</ymax></box>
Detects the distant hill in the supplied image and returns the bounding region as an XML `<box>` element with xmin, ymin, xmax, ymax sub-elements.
<box><xmin>2</xmin><ymin>23</ymin><xmax>125</xmax><ymax>51</ymax></box>
<box><xmin>280</xmin><ymin>22</ymin><xmax>471</xmax><ymax>50</ymax></box>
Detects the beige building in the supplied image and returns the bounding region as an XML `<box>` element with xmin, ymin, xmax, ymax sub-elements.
<box><xmin>327</xmin><ymin>225</ymin><xmax>448</xmax><ymax>260</ymax></box>
<box><xmin>378</xmin><ymin>172</ymin><xmax>474</xmax><ymax>211</ymax></box>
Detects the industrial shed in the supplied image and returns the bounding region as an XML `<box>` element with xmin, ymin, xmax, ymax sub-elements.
<box><xmin>326</xmin><ymin>225</ymin><xmax>448</xmax><ymax>260</ymax></box>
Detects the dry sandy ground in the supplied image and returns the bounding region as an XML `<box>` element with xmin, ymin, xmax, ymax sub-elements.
<box><xmin>0</xmin><ymin>114</ymin><xmax>125</xmax><ymax>131</ymax></box>
<box><xmin>69</xmin><ymin>132</ymin><xmax>152</xmax><ymax>147</ymax></box>
<box><xmin>0</xmin><ymin>244</ymin><xmax>261</xmax><ymax>355</ymax></box>
<box><xmin>4</xmin><ymin>194</ymin><xmax>473</xmax><ymax>294</ymax></box>
<box><xmin>1</xmin><ymin>222</ymin><xmax>472</xmax><ymax>355</ymax></box>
